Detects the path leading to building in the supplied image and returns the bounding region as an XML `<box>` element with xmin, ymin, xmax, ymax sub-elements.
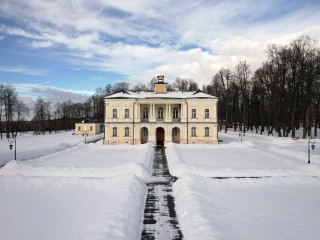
<box><xmin>141</xmin><ymin>147</ymin><xmax>183</xmax><ymax>240</ymax></box>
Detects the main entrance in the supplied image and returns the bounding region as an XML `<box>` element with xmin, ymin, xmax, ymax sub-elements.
<box><xmin>156</xmin><ymin>127</ymin><xmax>165</xmax><ymax>145</ymax></box>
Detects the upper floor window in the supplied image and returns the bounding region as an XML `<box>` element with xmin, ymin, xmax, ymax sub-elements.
<box><xmin>112</xmin><ymin>127</ymin><xmax>117</xmax><ymax>137</ymax></box>
<box><xmin>125</xmin><ymin>127</ymin><xmax>129</xmax><ymax>137</ymax></box>
<box><xmin>173</xmin><ymin>107</ymin><xmax>178</xmax><ymax>118</ymax></box>
<box><xmin>125</xmin><ymin>109</ymin><xmax>129</xmax><ymax>118</ymax></box>
<box><xmin>143</xmin><ymin>107</ymin><xmax>149</xmax><ymax>119</ymax></box>
<box><xmin>112</xmin><ymin>109</ymin><xmax>117</xmax><ymax>119</ymax></box>
<box><xmin>191</xmin><ymin>109</ymin><xmax>196</xmax><ymax>118</ymax></box>
<box><xmin>191</xmin><ymin>127</ymin><xmax>196</xmax><ymax>137</ymax></box>
<box><xmin>205</xmin><ymin>127</ymin><xmax>209</xmax><ymax>137</ymax></box>
<box><xmin>158</xmin><ymin>107</ymin><xmax>164</xmax><ymax>119</ymax></box>
<box><xmin>205</xmin><ymin>109</ymin><xmax>210</xmax><ymax>118</ymax></box>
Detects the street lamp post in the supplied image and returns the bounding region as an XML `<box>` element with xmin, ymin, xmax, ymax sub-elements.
<box><xmin>239</xmin><ymin>129</ymin><xmax>245</xmax><ymax>143</ymax></box>
<box><xmin>82</xmin><ymin>131</ymin><xmax>88</xmax><ymax>144</ymax></box>
<box><xmin>308</xmin><ymin>137</ymin><xmax>316</xmax><ymax>164</ymax></box>
<box><xmin>8</xmin><ymin>138</ymin><xmax>16</xmax><ymax>160</ymax></box>
<box><xmin>101</xmin><ymin>123</ymin><xmax>105</xmax><ymax>145</ymax></box>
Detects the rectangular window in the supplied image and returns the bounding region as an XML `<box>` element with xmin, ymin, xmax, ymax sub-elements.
<box><xmin>191</xmin><ymin>109</ymin><xmax>196</xmax><ymax>118</ymax></box>
<box><xmin>205</xmin><ymin>127</ymin><xmax>209</xmax><ymax>137</ymax></box>
<box><xmin>112</xmin><ymin>109</ymin><xmax>117</xmax><ymax>119</ymax></box>
<box><xmin>125</xmin><ymin>127</ymin><xmax>129</xmax><ymax>137</ymax></box>
<box><xmin>173</xmin><ymin>107</ymin><xmax>178</xmax><ymax>118</ymax></box>
<box><xmin>125</xmin><ymin>109</ymin><xmax>129</xmax><ymax>118</ymax></box>
<box><xmin>78</xmin><ymin>126</ymin><xmax>81</xmax><ymax>131</ymax></box>
<box><xmin>112</xmin><ymin>127</ymin><xmax>117</xmax><ymax>137</ymax></box>
<box><xmin>205</xmin><ymin>109</ymin><xmax>210</xmax><ymax>118</ymax></box>
<box><xmin>191</xmin><ymin>127</ymin><xmax>196</xmax><ymax>137</ymax></box>
<box><xmin>90</xmin><ymin>126</ymin><xmax>93</xmax><ymax>131</ymax></box>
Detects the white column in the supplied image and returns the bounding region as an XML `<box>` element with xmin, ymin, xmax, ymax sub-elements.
<box><xmin>152</xmin><ymin>104</ymin><xmax>155</xmax><ymax>118</ymax></box>
<box><xmin>168</xmin><ymin>104</ymin><xmax>171</xmax><ymax>118</ymax></box>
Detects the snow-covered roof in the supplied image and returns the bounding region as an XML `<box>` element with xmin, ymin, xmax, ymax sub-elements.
<box><xmin>104</xmin><ymin>89</ymin><xmax>218</xmax><ymax>100</ymax></box>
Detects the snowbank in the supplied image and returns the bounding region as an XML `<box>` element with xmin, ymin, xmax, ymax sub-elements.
<box><xmin>173</xmin><ymin>174</ymin><xmax>320</xmax><ymax>240</ymax></box>
<box><xmin>166</xmin><ymin>139</ymin><xmax>320</xmax><ymax>177</ymax></box>
<box><xmin>0</xmin><ymin>174</ymin><xmax>146</xmax><ymax>240</ymax></box>
<box><xmin>1</xmin><ymin>142</ymin><xmax>154</xmax><ymax>179</ymax></box>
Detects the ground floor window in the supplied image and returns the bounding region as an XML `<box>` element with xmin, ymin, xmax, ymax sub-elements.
<box><xmin>112</xmin><ymin>127</ymin><xmax>117</xmax><ymax>137</ymax></box>
<box><xmin>125</xmin><ymin>127</ymin><xmax>129</xmax><ymax>137</ymax></box>
<box><xmin>172</xmin><ymin>127</ymin><xmax>178</xmax><ymax>136</ymax></box>
<box><xmin>205</xmin><ymin>127</ymin><xmax>209</xmax><ymax>137</ymax></box>
<box><xmin>90</xmin><ymin>126</ymin><xmax>93</xmax><ymax>131</ymax></box>
<box><xmin>191</xmin><ymin>127</ymin><xmax>196</xmax><ymax>137</ymax></box>
<box><xmin>78</xmin><ymin>126</ymin><xmax>80</xmax><ymax>131</ymax></box>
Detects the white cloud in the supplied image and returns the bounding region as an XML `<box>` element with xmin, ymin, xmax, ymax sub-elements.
<box><xmin>0</xmin><ymin>65</ymin><xmax>49</xmax><ymax>76</ymax></box>
<box><xmin>0</xmin><ymin>0</ymin><xmax>319</xmax><ymax>89</ymax></box>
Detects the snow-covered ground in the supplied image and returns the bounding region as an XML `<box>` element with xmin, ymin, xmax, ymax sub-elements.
<box><xmin>168</xmin><ymin>130</ymin><xmax>320</xmax><ymax>240</ymax></box>
<box><xmin>1</xmin><ymin>130</ymin><xmax>320</xmax><ymax>239</ymax></box>
<box><xmin>166</xmin><ymin>131</ymin><xmax>320</xmax><ymax>178</ymax></box>
<box><xmin>1</xmin><ymin>140</ymin><xmax>154</xmax><ymax>179</ymax></box>
<box><xmin>173</xmin><ymin>174</ymin><xmax>320</xmax><ymax>240</ymax></box>
<box><xmin>0</xmin><ymin>133</ymin><xmax>154</xmax><ymax>240</ymax></box>
<box><xmin>0</xmin><ymin>131</ymin><xmax>103</xmax><ymax>165</ymax></box>
<box><xmin>0</xmin><ymin>174</ymin><xmax>146</xmax><ymax>240</ymax></box>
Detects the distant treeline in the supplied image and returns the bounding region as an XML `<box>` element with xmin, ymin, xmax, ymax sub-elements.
<box><xmin>1</xmin><ymin>36</ymin><xmax>319</xmax><ymax>138</ymax></box>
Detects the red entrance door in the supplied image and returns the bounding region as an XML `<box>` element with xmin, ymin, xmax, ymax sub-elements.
<box><xmin>156</xmin><ymin>127</ymin><xmax>165</xmax><ymax>145</ymax></box>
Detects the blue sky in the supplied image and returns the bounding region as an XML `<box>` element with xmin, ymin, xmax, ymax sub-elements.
<box><xmin>0</xmin><ymin>0</ymin><xmax>319</xmax><ymax>108</ymax></box>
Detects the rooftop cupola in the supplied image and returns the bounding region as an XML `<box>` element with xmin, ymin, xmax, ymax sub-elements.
<box><xmin>154</xmin><ymin>75</ymin><xmax>167</xmax><ymax>94</ymax></box>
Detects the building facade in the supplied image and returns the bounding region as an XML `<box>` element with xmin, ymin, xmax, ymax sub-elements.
<box><xmin>75</xmin><ymin>122</ymin><xmax>102</xmax><ymax>135</ymax></box>
<box><xmin>103</xmin><ymin>76</ymin><xmax>218</xmax><ymax>145</ymax></box>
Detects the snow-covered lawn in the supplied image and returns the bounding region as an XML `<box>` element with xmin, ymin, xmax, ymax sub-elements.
<box><xmin>173</xmin><ymin>174</ymin><xmax>320</xmax><ymax>240</ymax></box>
<box><xmin>166</xmin><ymin>132</ymin><xmax>320</xmax><ymax>177</ymax></box>
<box><xmin>0</xmin><ymin>174</ymin><xmax>146</xmax><ymax>240</ymax></box>
<box><xmin>1</xmin><ymin>141</ymin><xmax>154</xmax><ymax>179</ymax></box>
<box><xmin>0</xmin><ymin>131</ymin><xmax>103</xmax><ymax>165</ymax></box>
<box><xmin>0</xmin><ymin>133</ymin><xmax>154</xmax><ymax>240</ymax></box>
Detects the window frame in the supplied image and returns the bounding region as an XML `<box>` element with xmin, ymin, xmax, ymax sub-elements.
<box><xmin>205</xmin><ymin>127</ymin><xmax>209</xmax><ymax>137</ymax></box>
<box><xmin>173</xmin><ymin>107</ymin><xmax>178</xmax><ymax>119</ymax></box>
<box><xmin>124</xmin><ymin>127</ymin><xmax>129</xmax><ymax>137</ymax></box>
<box><xmin>205</xmin><ymin>109</ymin><xmax>210</xmax><ymax>119</ymax></box>
<box><xmin>191</xmin><ymin>127</ymin><xmax>196</xmax><ymax>137</ymax></box>
<box><xmin>158</xmin><ymin>107</ymin><xmax>164</xmax><ymax>119</ymax></box>
<box><xmin>112</xmin><ymin>127</ymin><xmax>117</xmax><ymax>137</ymax></box>
<box><xmin>112</xmin><ymin>109</ymin><xmax>117</xmax><ymax>119</ymax></box>
<box><xmin>191</xmin><ymin>109</ymin><xmax>197</xmax><ymax>119</ymax></box>
<box><xmin>125</xmin><ymin>108</ymin><xmax>130</xmax><ymax>119</ymax></box>
<box><xmin>143</xmin><ymin>107</ymin><xmax>149</xmax><ymax>119</ymax></box>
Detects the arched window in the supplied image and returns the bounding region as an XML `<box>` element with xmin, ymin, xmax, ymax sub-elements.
<box><xmin>172</xmin><ymin>127</ymin><xmax>177</xmax><ymax>136</ymax></box>
<box><xmin>143</xmin><ymin>107</ymin><xmax>149</xmax><ymax>119</ymax></box>
<box><xmin>191</xmin><ymin>127</ymin><xmax>196</xmax><ymax>137</ymax></box>
<box><xmin>173</xmin><ymin>107</ymin><xmax>178</xmax><ymax>118</ymax></box>
<box><xmin>205</xmin><ymin>127</ymin><xmax>209</xmax><ymax>137</ymax></box>
<box><xmin>158</xmin><ymin>107</ymin><xmax>163</xmax><ymax>119</ymax></box>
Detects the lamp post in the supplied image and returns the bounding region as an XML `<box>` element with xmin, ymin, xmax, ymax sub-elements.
<box><xmin>308</xmin><ymin>137</ymin><xmax>316</xmax><ymax>164</ymax></box>
<box><xmin>82</xmin><ymin>131</ymin><xmax>88</xmax><ymax>144</ymax></box>
<box><xmin>101</xmin><ymin>123</ymin><xmax>105</xmax><ymax>145</ymax></box>
<box><xmin>8</xmin><ymin>138</ymin><xmax>16</xmax><ymax>160</ymax></box>
<box><xmin>239</xmin><ymin>129</ymin><xmax>245</xmax><ymax>143</ymax></box>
